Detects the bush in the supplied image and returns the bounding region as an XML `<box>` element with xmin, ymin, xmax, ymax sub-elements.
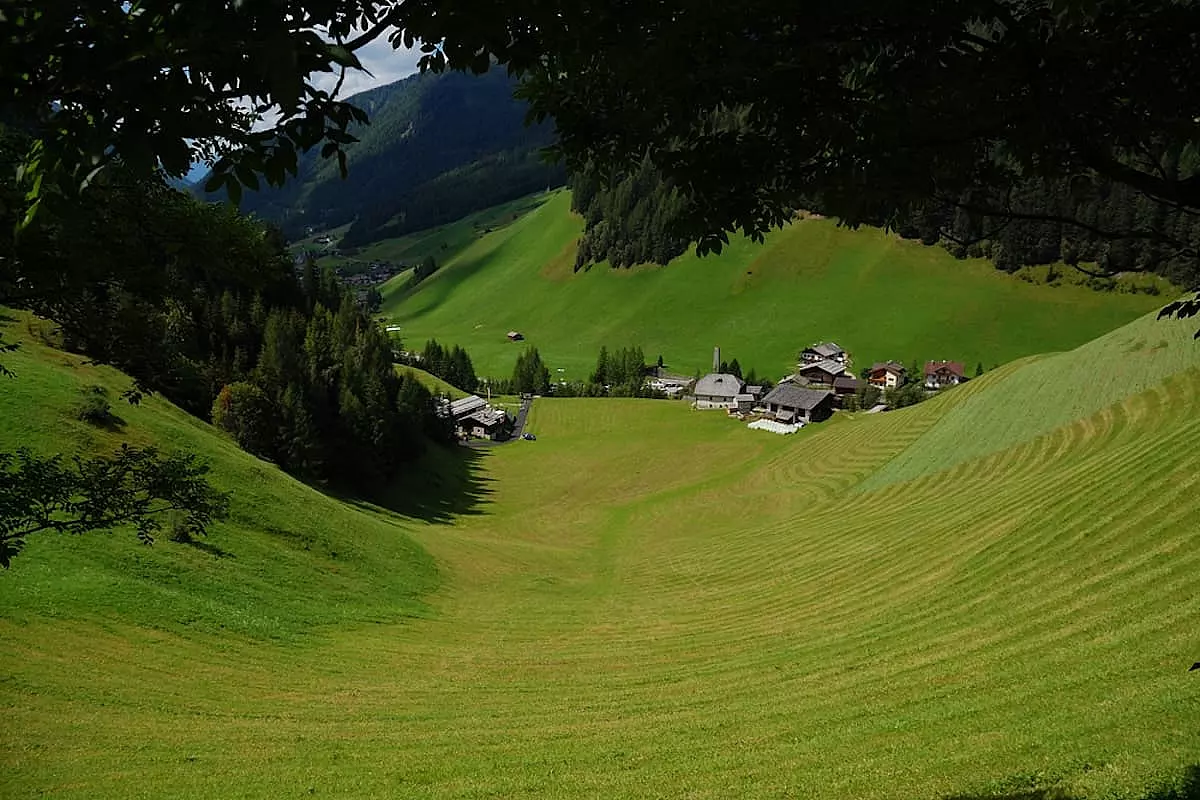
<box><xmin>74</xmin><ymin>385</ymin><xmax>115</xmax><ymax>425</ymax></box>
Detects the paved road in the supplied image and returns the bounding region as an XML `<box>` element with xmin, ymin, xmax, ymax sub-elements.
<box><xmin>508</xmin><ymin>395</ymin><xmax>534</xmax><ymax>439</ymax></box>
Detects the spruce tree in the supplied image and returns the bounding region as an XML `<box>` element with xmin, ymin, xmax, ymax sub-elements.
<box><xmin>592</xmin><ymin>345</ymin><xmax>610</xmax><ymax>385</ymax></box>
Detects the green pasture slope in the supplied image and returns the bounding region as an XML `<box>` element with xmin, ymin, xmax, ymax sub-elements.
<box><xmin>401</xmin><ymin>364</ymin><xmax>469</xmax><ymax>399</ymax></box>
<box><xmin>382</xmin><ymin>190</ymin><xmax>1171</xmax><ymax>381</ymax></box>
<box><xmin>0</xmin><ymin>318</ymin><xmax>437</xmax><ymax>640</ymax></box>
<box><xmin>3</xmin><ymin>306</ymin><xmax>1200</xmax><ymax>799</ymax></box>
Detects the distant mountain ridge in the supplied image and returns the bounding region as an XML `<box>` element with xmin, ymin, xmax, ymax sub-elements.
<box><xmin>216</xmin><ymin>69</ymin><xmax>565</xmax><ymax>243</ymax></box>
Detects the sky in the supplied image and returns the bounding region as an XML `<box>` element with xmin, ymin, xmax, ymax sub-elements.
<box><xmin>318</xmin><ymin>38</ymin><xmax>423</xmax><ymax>98</ymax></box>
<box><xmin>185</xmin><ymin>39</ymin><xmax>420</xmax><ymax>181</ymax></box>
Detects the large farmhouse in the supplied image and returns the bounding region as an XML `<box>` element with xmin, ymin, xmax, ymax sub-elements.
<box><xmin>924</xmin><ymin>360</ymin><xmax>967</xmax><ymax>390</ymax></box>
<box><xmin>693</xmin><ymin>373</ymin><xmax>745</xmax><ymax>409</ymax></box>
<box><xmin>761</xmin><ymin>383</ymin><xmax>835</xmax><ymax>424</ymax></box>
<box><xmin>868</xmin><ymin>361</ymin><xmax>907</xmax><ymax>390</ymax></box>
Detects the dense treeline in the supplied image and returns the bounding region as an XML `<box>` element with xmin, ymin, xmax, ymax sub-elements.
<box><xmin>570</xmin><ymin>159</ymin><xmax>690</xmax><ymax>270</ymax></box>
<box><xmin>570</xmin><ymin>161</ymin><xmax>1200</xmax><ymax>285</ymax></box>
<box><xmin>893</xmin><ymin>176</ymin><xmax>1200</xmax><ymax>286</ymax></box>
<box><xmin>417</xmin><ymin>339</ymin><xmax>478</xmax><ymax>393</ymax></box>
<box><xmin>481</xmin><ymin>344</ymin><xmax>668</xmax><ymax>399</ymax></box>
<box><xmin>510</xmin><ymin>347</ymin><xmax>551</xmax><ymax>395</ymax></box>
<box><xmin>590</xmin><ymin>345</ymin><xmax>647</xmax><ymax>392</ymax></box>
<box><xmin>3</xmin><ymin>165</ymin><xmax>448</xmax><ymax>488</ymax></box>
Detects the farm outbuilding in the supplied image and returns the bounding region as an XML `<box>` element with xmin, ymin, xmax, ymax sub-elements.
<box><xmin>797</xmin><ymin>360</ymin><xmax>846</xmax><ymax>387</ymax></box>
<box><xmin>761</xmin><ymin>384</ymin><xmax>835</xmax><ymax>424</ymax></box>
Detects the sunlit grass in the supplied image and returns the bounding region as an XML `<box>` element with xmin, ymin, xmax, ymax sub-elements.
<box><xmin>2</xmin><ymin>309</ymin><xmax>1198</xmax><ymax>799</ymax></box>
<box><xmin>382</xmin><ymin>190</ymin><xmax>1170</xmax><ymax>383</ymax></box>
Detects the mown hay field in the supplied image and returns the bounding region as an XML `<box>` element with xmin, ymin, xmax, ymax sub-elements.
<box><xmin>2</xmin><ymin>309</ymin><xmax>1198</xmax><ymax>799</ymax></box>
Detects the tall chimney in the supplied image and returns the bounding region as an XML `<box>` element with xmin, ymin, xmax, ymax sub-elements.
<box><xmin>713</xmin><ymin>346</ymin><xmax>720</xmax><ymax>372</ymax></box>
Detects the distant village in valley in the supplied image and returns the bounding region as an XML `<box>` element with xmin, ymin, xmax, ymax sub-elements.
<box><xmin>420</xmin><ymin>326</ymin><xmax>973</xmax><ymax>443</ymax></box>
<box><xmin>664</xmin><ymin>343</ymin><xmax>970</xmax><ymax>435</ymax></box>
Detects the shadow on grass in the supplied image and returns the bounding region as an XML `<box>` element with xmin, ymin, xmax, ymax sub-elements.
<box><xmin>347</xmin><ymin>444</ymin><xmax>494</xmax><ymax>526</ymax></box>
<box><xmin>180</xmin><ymin>538</ymin><xmax>236</xmax><ymax>559</ymax></box>
<box><xmin>945</xmin><ymin>765</ymin><xmax>1200</xmax><ymax>800</ymax></box>
<box><xmin>84</xmin><ymin>412</ymin><xmax>127</xmax><ymax>432</ymax></box>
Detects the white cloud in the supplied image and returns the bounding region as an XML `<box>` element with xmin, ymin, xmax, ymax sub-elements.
<box><xmin>187</xmin><ymin>37</ymin><xmax>422</xmax><ymax>177</ymax></box>
<box><xmin>313</xmin><ymin>39</ymin><xmax>423</xmax><ymax>98</ymax></box>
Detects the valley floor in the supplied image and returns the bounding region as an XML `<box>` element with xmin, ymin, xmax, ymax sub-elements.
<box><xmin>2</xmin><ymin>310</ymin><xmax>1199</xmax><ymax>798</ymax></box>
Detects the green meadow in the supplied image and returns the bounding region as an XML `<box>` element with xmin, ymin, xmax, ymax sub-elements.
<box><xmin>381</xmin><ymin>191</ymin><xmax>1171</xmax><ymax>382</ymax></box>
<box><xmin>2</xmin><ymin>301</ymin><xmax>1199</xmax><ymax>798</ymax></box>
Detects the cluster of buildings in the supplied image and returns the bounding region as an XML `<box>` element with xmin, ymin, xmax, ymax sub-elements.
<box><xmin>685</xmin><ymin>343</ymin><xmax>970</xmax><ymax>433</ymax></box>
<box><xmin>861</xmin><ymin>358</ymin><xmax>968</xmax><ymax>391</ymax></box>
<box><xmin>439</xmin><ymin>394</ymin><xmax>513</xmax><ymax>441</ymax></box>
<box><xmin>291</xmin><ymin>250</ymin><xmax>407</xmax><ymax>289</ymax></box>
<box><xmin>339</xmin><ymin>261</ymin><xmax>406</xmax><ymax>289</ymax></box>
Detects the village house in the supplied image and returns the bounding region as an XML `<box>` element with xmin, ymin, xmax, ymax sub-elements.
<box><xmin>831</xmin><ymin>375</ymin><xmax>861</xmax><ymax>406</ymax></box>
<box><xmin>868</xmin><ymin>361</ymin><xmax>907</xmax><ymax>390</ymax></box>
<box><xmin>924</xmin><ymin>360</ymin><xmax>967</xmax><ymax>390</ymax></box>
<box><xmin>761</xmin><ymin>383</ymin><xmax>836</xmax><ymax>424</ymax></box>
<box><xmin>462</xmin><ymin>407</ymin><xmax>511</xmax><ymax>441</ymax></box>
<box><xmin>693</xmin><ymin>373</ymin><xmax>746</xmax><ymax>409</ymax></box>
<box><xmin>800</xmin><ymin>342</ymin><xmax>847</xmax><ymax>364</ymax></box>
<box><xmin>448</xmin><ymin>394</ymin><xmax>512</xmax><ymax>440</ymax></box>
<box><xmin>797</xmin><ymin>359</ymin><xmax>846</xmax><ymax>387</ymax></box>
<box><xmin>734</xmin><ymin>393</ymin><xmax>756</xmax><ymax>414</ymax></box>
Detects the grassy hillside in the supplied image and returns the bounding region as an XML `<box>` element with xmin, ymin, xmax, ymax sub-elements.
<box><xmin>0</xmin><ymin>316</ymin><xmax>438</xmax><ymax>640</ymax></box>
<box><xmin>401</xmin><ymin>365</ymin><xmax>468</xmax><ymax>399</ymax></box>
<box><xmin>863</xmin><ymin>308</ymin><xmax>1200</xmax><ymax>490</ymax></box>
<box><xmin>3</xmin><ymin>309</ymin><xmax>1199</xmax><ymax>799</ymax></box>
<box><xmin>382</xmin><ymin>191</ymin><xmax>1171</xmax><ymax>381</ymax></box>
<box><xmin>356</xmin><ymin>192</ymin><xmax>549</xmax><ymax>269</ymax></box>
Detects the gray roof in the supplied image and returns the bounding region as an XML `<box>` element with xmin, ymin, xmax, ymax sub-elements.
<box><xmin>762</xmin><ymin>383</ymin><xmax>835</xmax><ymax>411</ymax></box>
<box><xmin>450</xmin><ymin>394</ymin><xmax>488</xmax><ymax>419</ymax></box>
<box><xmin>799</xmin><ymin>359</ymin><xmax>846</xmax><ymax>377</ymax></box>
<box><xmin>693</xmin><ymin>373</ymin><xmax>745</xmax><ymax>399</ymax></box>
<box><xmin>734</xmin><ymin>393</ymin><xmax>755</xmax><ymax>402</ymax></box>
<box><xmin>465</xmin><ymin>407</ymin><xmax>508</xmax><ymax>428</ymax></box>
<box><xmin>832</xmin><ymin>375</ymin><xmax>861</xmax><ymax>390</ymax></box>
<box><xmin>745</xmin><ymin>385</ymin><xmax>764</xmax><ymax>396</ymax></box>
<box><xmin>806</xmin><ymin>342</ymin><xmax>844</xmax><ymax>357</ymax></box>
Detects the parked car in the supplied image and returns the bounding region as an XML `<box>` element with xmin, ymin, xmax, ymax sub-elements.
<box><xmin>521</xmin><ymin>432</ymin><xmax>536</xmax><ymax>441</ymax></box>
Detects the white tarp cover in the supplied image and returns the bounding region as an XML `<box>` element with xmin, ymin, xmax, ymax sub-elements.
<box><xmin>747</xmin><ymin>419</ymin><xmax>802</xmax><ymax>435</ymax></box>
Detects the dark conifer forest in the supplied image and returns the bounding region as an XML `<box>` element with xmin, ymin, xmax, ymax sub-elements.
<box><xmin>2</xmin><ymin>163</ymin><xmax>450</xmax><ymax>489</ymax></box>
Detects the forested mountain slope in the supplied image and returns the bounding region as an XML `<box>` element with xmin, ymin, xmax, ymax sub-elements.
<box><xmin>0</xmin><ymin>315</ymin><xmax>438</xmax><ymax>639</ymax></box>
<box><xmin>214</xmin><ymin>69</ymin><xmax>564</xmax><ymax>242</ymax></box>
